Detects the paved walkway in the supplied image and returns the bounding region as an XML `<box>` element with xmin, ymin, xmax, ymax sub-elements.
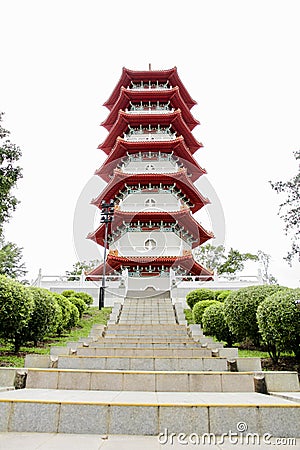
<box><xmin>0</xmin><ymin>432</ymin><xmax>299</xmax><ymax>449</ymax></box>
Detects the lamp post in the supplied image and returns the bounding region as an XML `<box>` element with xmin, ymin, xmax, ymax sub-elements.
<box><xmin>99</xmin><ymin>199</ymin><xmax>115</xmax><ymax>309</ymax></box>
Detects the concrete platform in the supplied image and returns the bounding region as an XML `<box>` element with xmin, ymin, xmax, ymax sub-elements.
<box><xmin>0</xmin><ymin>390</ymin><xmax>299</xmax><ymax>437</ymax></box>
<box><xmin>25</xmin><ymin>368</ymin><xmax>258</xmax><ymax>392</ymax></box>
<box><xmin>0</xmin><ymin>433</ymin><xmax>299</xmax><ymax>450</ymax></box>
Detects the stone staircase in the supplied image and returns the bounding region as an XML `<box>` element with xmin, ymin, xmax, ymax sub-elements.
<box><xmin>0</xmin><ymin>291</ymin><xmax>299</xmax><ymax>437</ymax></box>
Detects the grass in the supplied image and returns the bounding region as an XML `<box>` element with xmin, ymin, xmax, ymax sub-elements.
<box><xmin>0</xmin><ymin>306</ymin><xmax>111</xmax><ymax>368</ymax></box>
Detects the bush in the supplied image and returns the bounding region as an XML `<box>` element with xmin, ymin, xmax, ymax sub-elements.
<box><xmin>257</xmin><ymin>288</ymin><xmax>300</xmax><ymax>363</ymax></box>
<box><xmin>224</xmin><ymin>285</ymin><xmax>285</xmax><ymax>346</ymax></box>
<box><xmin>25</xmin><ymin>288</ymin><xmax>62</xmax><ymax>345</ymax></box>
<box><xmin>61</xmin><ymin>290</ymin><xmax>93</xmax><ymax>306</ymax></box>
<box><xmin>66</xmin><ymin>302</ymin><xmax>80</xmax><ymax>330</ymax></box>
<box><xmin>192</xmin><ymin>300</ymin><xmax>221</xmax><ymax>325</ymax></box>
<box><xmin>186</xmin><ymin>289</ymin><xmax>215</xmax><ymax>309</ymax></box>
<box><xmin>202</xmin><ymin>302</ymin><xmax>234</xmax><ymax>346</ymax></box>
<box><xmin>68</xmin><ymin>296</ymin><xmax>87</xmax><ymax>319</ymax></box>
<box><xmin>216</xmin><ymin>290</ymin><xmax>232</xmax><ymax>301</ymax></box>
<box><xmin>52</xmin><ymin>294</ymin><xmax>73</xmax><ymax>336</ymax></box>
<box><xmin>0</xmin><ymin>275</ymin><xmax>34</xmax><ymax>352</ymax></box>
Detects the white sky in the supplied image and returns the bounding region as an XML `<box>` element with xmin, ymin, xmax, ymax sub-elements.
<box><xmin>0</xmin><ymin>0</ymin><xmax>299</xmax><ymax>286</ymax></box>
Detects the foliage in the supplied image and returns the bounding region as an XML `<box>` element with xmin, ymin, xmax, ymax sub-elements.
<box><xmin>257</xmin><ymin>250</ymin><xmax>278</xmax><ymax>284</ymax></box>
<box><xmin>218</xmin><ymin>248</ymin><xmax>258</xmax><ymax>275</ymax></box>
<box><xmin>192</xmin><ymin>300</ymin><xmax>221</xmax><ymax>325</ymax></box>
<box><xmin>270</xmin><ymin>150</ymin><xmax>300</xmax><ymax>265</ymax></box>
<box><xmin>193</xmin><ymin>244</ymin><xmax>226</xmax><ymax>272</ymax></box>
<box><xmin>67</xmin><ymin>296</ymin><xmax>87</xmax><ymax>319</ymax></box>
<box><xmin>66</xmin><ymin>302</ymin><xmax>80</xmax><ymax>330</ymax></box>
<box><xmin>257</xmin><ymin>288</ymin><xmax>300</xmax><ymax>363</ymax></box>
<box><xmin>61</xmin><ymin>290</ymin><xmax>94</xmax><ymax>306</ymax></box>
<box><xmin>25</xmin><ymin>288</ymin><xmax>62</xmax><ymax>345</ymax></box>
<box><xmin>194</xmin><ymin>244</ymin><xmax>258</xmax><ymax>275</ymax></box>
<box><xmin>186</xmin><ymin>288</ymin><xmax>215</xmax><ymax>309</ymax></box>
<box><xmin>65</xmin><ymin>260</ymin><xmax>101</xmax><ymax>281</ymax></box>
<box><xmin>216</xmin><ymin>290</ymin><xmax>232</xmax><ymax>301</ymax></box>
<box><xmin>0</xmin><ymin>275</ymin><xmax>33</xmax><ymax>352</ymax></box>
<box><xmin>223</xmin><ymin>285</ymin><xmax>285</xmax><ymax>346</ymax></box>
<box><xmin>0</xmin><ymin>307</ymin><xmax>112</xmax><ymax>366</ymax></box>
<box><xmin>52</xmin><ymin>293</ymin><xmax>72</xmax><ymax>336</ymax></box>
<box><xmin>184</xmin><ymin>309</ymin><xmax>194</xmax><ymax>324</ymax></box>
<box><xmin>0</xmin><ymin>238</ymin><xmax>27</xmax><ymax>279</ymax></box>
<box><xmin>202</xmin><ymin>302</ymin><xmax>234</xmax><ymax>346</ymax></box>
<box><xmin>0</xmin><ymin>113</ymin><xmax>23</xmax><ymax>236</ymax></box>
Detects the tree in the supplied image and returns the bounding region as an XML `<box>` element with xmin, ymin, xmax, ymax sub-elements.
<box><xmin>0</xmin><ymin>112</ymin><xmax>23</xmax><ymax>235</ymax></box>
<box><xmin>25</xmin><ymin>288</ymin><xmax>61</xmax><ymax>346</ymax></box>
<box><xmin>0</xmin><ymin>238</ymin><xmax>27</xmax><ymax>279</ymax></box>
<box><xmin>65</xmin><ymin>260</ymin><xmax>101</xmax><ymax>281</ymax></box>
<box><xmin>223</xmin><ymin>285</ymin><xmax>285</xmax><ymax>347</ymax></box>
<box><xmin>0</xmin><ymin>275</ymin><xmax>33</xmax><ymax>352</ymax></box>
<box><xmin>193</xmin><ymin>244</ymin><xmax>225</xmax><ymax>272</ymax></box>
<box><xmin>257</xmin><ymin>288</ymin><xmax>300</xmax><ymax>363</ymax></box>
<box><xmin>270</xmin><ymin>150</ymin><xmax>300</xmax><ymax>265</ymax></box>
<box><xmin>257</xmin><ymin>250</ymin><xmax>278</xmax><ymax>285</ymax></box>
<box><xmin>194</xmin><ymin>244</ymin><xmax>257</xmax><ymax>276</ymax></box>
<box><xmin>202</xmin><ymin>302</ymin><xmax>235</xmax><ymax>346</ymax></box>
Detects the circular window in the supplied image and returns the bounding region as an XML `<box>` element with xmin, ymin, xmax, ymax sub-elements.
<box><xmin>144</xmin><ymin>198</ymin><xmax>156</xmax><ymax>207</ymax></box>
<box><xmin>144</xmin><ymin>239</ymin><xmax>156</xmax><ymax>250</ymax></box>
<box><xmin>145</xmin><ymin>163</ymin><xmax>155</xmax><ymax>171</ymax></box>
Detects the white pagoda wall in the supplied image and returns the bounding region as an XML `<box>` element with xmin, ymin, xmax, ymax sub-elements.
<box><xmin>122</xmin><ymin>160</ymin><xmax>177</xmax><ymax>174</ymax></box>
<box><xmin>110</xmin><ymin>231</ymin><xmax>190</xmax><ymax>257</ymax></box>
<box><xmin>120</xmin><ymin>192</ymin><xmax>181</xmax><ymax>211</ymax></box>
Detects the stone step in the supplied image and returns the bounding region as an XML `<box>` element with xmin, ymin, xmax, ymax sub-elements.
<box><xmin>56</xmin><ymin>355</ymin><xmax>229</xmax><ymax>371</ymax></box>
<box><xmin>55</xmin><ymin>346</ymin><xmax>213</xmax><ymax>357</ymax></box>
<box><xmin>0</xmin><ymin>389</ymin><xmax>299</xmax><ymax>436</ymax></box>
<box><xmin>26</xmin><ymin>368</ymin><xmax>256</xmax><ymax>392</ymax></box>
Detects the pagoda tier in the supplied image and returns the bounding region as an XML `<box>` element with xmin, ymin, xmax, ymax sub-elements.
<box><xmin>97</xmin><ymin>137</ymin><xmax>206</xmax><ymax>183</ymax></box>
<box><xmin>87</xmin><ymin>209</ymin><xmax>214</xmax><ymax>249</ymax></box>
<box><xmin>101</xmin><ymin>86</ymin><xmax>199</xmax><ymax>131</ymax></box>
<box><xmin>91</xmin><ymin>169</ymin><xmax>210</xmax><ymax>213</ymax></box>
<box><xmin>98</xmin><ymin>109</ymin><xmax>203</xmax><ymax>154</ymax></box>
<box><xmin>104</xmin><ymin>67</ymin><xmax>197</xmax><ymax>111</ymax></box>
<box><xmin>87</xmin><ymin>254</ymin><xmax>213</xmax><ymax>279</ymax></box>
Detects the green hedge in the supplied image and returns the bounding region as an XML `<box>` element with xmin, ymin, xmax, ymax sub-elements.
<box><xmin>202</xmin><ymin>302</ymin><xmax>234</xmax><ymax>346</ymax></box>
<box><xmin>192</xmin><ymin>300</ymin><xmax>221</xmax><ymax>325</ymax></box>
<box><xmin>257</xmin><ymin>288</ymin><xmax>300</xmax><ymax>362</ymax></box>
<box><xmin>223</xmin><ymin>285</ymin><xmax>285</xmax><ymax>346</ymax></box>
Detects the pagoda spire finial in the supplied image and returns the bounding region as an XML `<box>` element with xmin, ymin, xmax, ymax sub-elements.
<box><xmin>148</xmin><ymin>63</ymin><xmax>152</xmax><ymax>71</ymax></box>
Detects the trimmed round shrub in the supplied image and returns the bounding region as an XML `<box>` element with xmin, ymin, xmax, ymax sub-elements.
<box><xmin>52</xmin><ymin>293</ymin><xmax>73</xmax><ymax>336</ymax></box>
<box><xmin>68</xmin><ymin>296</ymin><xmax>87</xmax><ymax>319</ymax></box>
<box><xmin>61</xmin><ymin>290</ymin><xmax>93</xmax><ymax>306</ymax></box>
<box><xmin>193</xmin><ymin>300</ymin><xmax>221</xmax><ymax>325</ymax></box>
<box><xmin>257</xmin><ymin>288</ymin><xmax>300</xmax><ymax>362</ymax></box>
<box><xmin>66</xmin><ymin>302</ymin><xmax>80</xmax><ymax>330</ymax></box>
<box><xmin>26</xmin><ymin>287</ymin><xmax>62</xmax><ymax>345</ymax></box>
<box><xmin>186</xmin><ymin>289</ymin><xmax>215</xmax><ymax>309</ymax></box>
<box><xmin>202</xmin><ymin>302</ymin><xmax>234</xmax><ymax>346</ymax></box>
<box><xmin>216</xmin><ymin>290</ymin><xmax>232</xmax><ymax>302</ymax></box>
<box><xmin>0</xmin><ymin>275</ymin><xmax>34</xmax><ymax>352</ymax></box>
<box><xmin>224</xmin><ymin>285</ymin><xmax>285</xmax><ymax>346</ymax></box>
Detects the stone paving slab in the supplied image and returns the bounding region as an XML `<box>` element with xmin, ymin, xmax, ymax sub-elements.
<box><xmin>25</xmin><ymin>369</ymin><xmax>258</xmax><ymax>392</ymax></box>
<box><xmin>0</xmin><ymin>433</ymin><xmax>299</xmax><ymax>450</ymax></box>
<box><xmin>0</xmin><ymin>390</ymin><xmax>299</xmax><ymax>437</ymax></box>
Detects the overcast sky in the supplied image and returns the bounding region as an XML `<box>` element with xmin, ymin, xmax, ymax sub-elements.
<box><xmin>1</xmin><ymin>0</ymin><xmax>299</xmax><ymax>286</ymax></box>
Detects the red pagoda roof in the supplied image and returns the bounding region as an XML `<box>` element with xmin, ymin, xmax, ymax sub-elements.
<box><xmin>96</xmin><ymin>137</ymin><xmax>206</xmax><ymax>183</ymax></box>
<box><xmin>87</xmin><ymin>254</ymin><xmax>213</xmax><ymax>278</ymax></box>
<box><xmin>91</xmin><ymin>169</ymin><xmax>210</xmax><ymax>213</ymax></box>
<box><xmin>99</xmin><ymin>109</ymin><xmax>202</xmax><ymax>154</ymax></box>
<box><xmin>104</xmin><ymin>67</ymin><xmax>197</xmax><ymax>111</ymax></box>
<box><xmin>87</xmin><ymin>209</ymin><xmax>214</xmax><ymax>249</ymax></box>
<box><xmin>101</xmin><ymin>86</ymin><xmax>199</xmax><ymax>131</ymax></box>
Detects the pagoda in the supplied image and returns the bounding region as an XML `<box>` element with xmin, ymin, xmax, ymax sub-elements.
<box><xmin>87</xmin><ymin>67</ymin><xmax>213</xmax><ymax>284</ymax></box>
